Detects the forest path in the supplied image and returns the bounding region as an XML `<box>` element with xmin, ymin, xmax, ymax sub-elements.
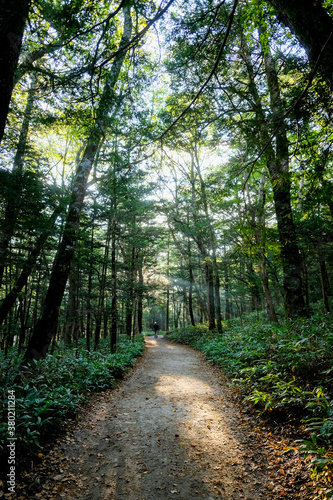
<box><xmin>29</xmin><ymin>337</ymin><xmax>306</xmax><ymax>499</ymax></box>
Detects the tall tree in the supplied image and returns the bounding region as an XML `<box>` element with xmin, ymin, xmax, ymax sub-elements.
<box><xmin>0</xmin><ymin>74</ymin><xmax>37</xmax><ymax>287</ymax></box>
<box><xmin>0</xmin><ymin>0</ymin><xmax>30</xmax><ymax>143</ymax></box>
<box><xmin>266</xmin><ymin>0</ymin><xmax>333</xmax><ymax>84</ymax></box>
<box><xmin>238</xmin><ymin>27</ymin><xmax>307</xmax><ymax>317</ymax></box>
<box><xmin>260</xmin><ymin>28</ymin><xmax>307</xmax><ymax>316</ymax></box>
<box><xmin>24</xmin><ymin>4</ymin><xmax>133</xmax><ymax>362</ymax></box>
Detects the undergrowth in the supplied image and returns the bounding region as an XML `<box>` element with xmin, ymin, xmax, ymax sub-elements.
<box><xmin>0</xmin><ymin>335</ymin><xmax>145</xmax><ymax>459</ymax></box>
<box><xmin>168</xmin><ymin>312</ymin><xmax>333</xmax><ymax>495</ymax></box>
<box><xmin>142</xmin><ymin>330</ymin><xmax>166</xmax><ymax>336</ymax></box>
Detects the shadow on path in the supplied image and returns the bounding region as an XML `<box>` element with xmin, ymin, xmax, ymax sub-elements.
<box><xmin>38</xmin><ymin>338</ymin><xmax>271</xmax><ymax>500</ymax></box>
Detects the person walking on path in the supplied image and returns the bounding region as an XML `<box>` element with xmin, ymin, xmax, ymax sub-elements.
<box><xmin>153</xmin><ymin>321</ymin><xmax>159</xmax><ymax>338</ymax></box>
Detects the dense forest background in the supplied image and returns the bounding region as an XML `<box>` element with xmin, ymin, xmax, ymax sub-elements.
<box><xmin>1</xmin><ymin>0</ymin><xmax>333</xmax><ymax>495</ymax></box>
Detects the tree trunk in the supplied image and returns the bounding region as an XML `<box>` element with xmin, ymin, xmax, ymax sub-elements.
<box><xmin>322</xmin><ymin>180</ymin><xmax>333</xmax><ymax>219</ymax></box>
<box><xmin>194</xmin><ymin>256</ymin><xmax>208</xmax><ymax>323</ymax></box>
<box><xmin>94</xmin><ymin>314</ymin><xmax>102</xmax><ymax>350</ymax></box>
<box><xmin>125</xmin><ymin>298</ymin><xmax>133</xmax><ymax>337</ymax></box>
<box><xmin>103</xmin><ymin>307</ymin><xmax>108</xmax><ymax>339</ymax></box>
<box><xmin>213</xmin><ymin>251</ymin><xmax>222</xmax><ymax>333</ymax></box>
<box><xmin>0</xmin><ymin>0</ymin><xmax>30</xmax><ymax>143</ymax></box>
<box><xmin>267</xmin><ymin>0</ymin><xmax>333</xmax><ymax>85</ymax></box>
<box><xmin>94</xmin><ymin>218</ymin><xmax>111</xmax><ymax>349</ymax></box>
<box><xmin>261</xmin><ymin>31</ymin><xmax>306</xmax><ymax>318</ymax></box>
<box><xmin>241</xmin><ymin>29</ymin><xmax>306</xmax><ymax>318</ymax></box>
<box><xmin>259</xmin><ymin>261</ymin><xmax>278</xmax><ymax>322</ymax></box>
<box><xmin>110</xmin><ymin>216</ymin><xmax>117</xmax><ymax>352</ymax></box>
<box><xmin>224</xmin><ymin>261</ymin><xmax>232</xmax><ymax>321</ymax></box>
<box><xmin>257</xmin><ymin>175</ymin><xmax>278</xmax><ymax>322</ymax></box>
<box><xmin>271</xmin><ymin>180</ymin><xmax>306</xmax><ymax>316</ymax></box>
<box><xmin>0</xmin><ymin>209</ymin><xmax>60</xmax><ymax>327</ymax></box>
<box><xmin>251</xmin><ymin>172</ymin><xmax>278</xmax><ymax>322</ymax></box>
<box><xmin>319</xmin><ymin>259</ymin><xmax>331</xmax><ymax>313</ymax></box>
<box><xmin>173</xmin><ymin>296</ymin><xmax>181</xmax><ymax>329</ymax></box>
<box><xmin>137</xmin><ymin>260</ymin><xmax>143</xmax><ymax>334</ymax></box>
<box><xmin>64</xmin><ymin>267</ymin><xmax>78</xmax><ymax>346</ymax></box>
<box><xmin>18</xmin><ymin>282</ymin><xmax>32</xmax><ymax>352</ymax></box>
<box><xmin>0</xmin><ymin>74</ymin><xmax>37</xmax><ymax>287</ymax></box>
<box><xmin>86</xmin><ymin>219</ymin><xmax>95</xmax><ymax>352</ymax></box>
<box><xmin>24</xmin><ymin>137</ymin><xmax>98</xmax><ymax>361</ymax></box>
<box><xmin>23</xmin><ymin>6</ymin><xmax>132</xmax><ymax>362</ymax></box>
<box><xmin>204</xmin><ymin>258</ymin><xmax>215</xmax><ymax>330</ymax></box>
<box><xmin>132</xmin><ymin>299</ymin><xmax>139</xmax><ymax>336</ymax></box>
<box><xmin>124</xmin><ymin>246</ymin><xmax>135</xmax><ymax>338</ymax></box>
<box><xmin>31</xmin><ymin>269</ymin><xmax>41</xmax><ymax>334</ymax></box>
<box><xmin>248</xmin><ymin>262</ymin><xmax>261</xmax><ymax>314</ymax></box>
<box><xmin>188</xmin><ymin>264</ymin><xmax>195</xmax><ymax>327</ymax></box>
<box><xmin>18</xmin><ymin>288</ymin><xmax>28</xmax><ymax>352</ymax></box>
<box><xmin>166</xmin><ymin>241</ymin><xmax>170</xmax><ymax>333</ymax></box>
<box><xmin>182</xmin><ymin>285</ymin><xmax>187</xmax><ymax>327</ymax></box>
<box><xmin>301</xmin><ymin>252</ymin><xmax>310</xmax><ymax>311</ymax></box>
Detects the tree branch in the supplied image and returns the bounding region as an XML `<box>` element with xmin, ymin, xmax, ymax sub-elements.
<box><xmin>157</xmin><ymin>0</ymin><xmax>239</xmax><ymax>141</ymax></box>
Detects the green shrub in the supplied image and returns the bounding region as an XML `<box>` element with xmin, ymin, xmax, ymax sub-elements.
<box><xmin>167</xmin><ymin>324</ymin><xmax>209</xmax><ymax>345</ymax></box>
<box><xmin>0</xmin><ymin>335</ymin><xmax>145</xmax><ymax>454</ymax></box>
<box><xmin>169</xmin><ymin>313</ymin><xmax>333</xmax><ymax>483</ymax></box>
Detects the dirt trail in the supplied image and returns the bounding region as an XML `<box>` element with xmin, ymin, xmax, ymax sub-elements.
<box><xmin>26</xmin><ymin>337</ymin><xmax>309</xmax><ymax>499</ymax></box>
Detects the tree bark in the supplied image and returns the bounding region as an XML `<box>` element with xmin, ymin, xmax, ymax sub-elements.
<box><xmin>194</xmin><ymin>254</ymin><xmax>208</xmax><ymax>323</ymax></box>
<box><xmin>86</xmin><ymin>212</ymin><xmax>96</xmax><ymax>352</ymax></box>
<box><xmin>241</xmin><ymin>29</ymin><xmax>306</xmax><ymax>317</ymax></box>
<box><xmin>262</xmin><ymin>42</ymin><xmax>306</xmax><ymax>317</ymax></box>
<box><xmin>110</xmin><ymin>207</ymin><xmax>117</xmax><ymax>352</ymax></box>
<box><xmin>188</xmin><ymin>263</ymin><xmax>195</xmax><ymax>327</ymax></box>
<box><xmin>64</xmin><ymin>267</ymin><xmax>78</xmax><ymax>346</ymax></box>
<box><xmin>213</xmin><ymin>251</ymin><xmax>222</xmax><ymax>333</ymax></box>
<box><xmin>193</xmin><ymin>145</ymin><xmax>217</xmax><ymax>330</ymax></box>
<box><xmin>267</xmin><ymin>0</ymin><xmax>333</xmax><ymax>85</ymax></box>
<box><xmin>166</xmin><ymin>240</ymin><xmax>170</xmax><ymax>333</ymax></box>
<box><xmin>182</xmin><ymin>284</ymin><xmax>187</xmax><ymax>327</ymax></box>
<box><xmin>94</xmin><ymin>218</ymin><xmax>111</xmax><ymax>350</ymax></box>
<box><xmin>248</xmin><ymin>171</ymin><xmax>278</xmax><ymax>322</ymax></box>
<box><xmin>319</xmin><ymin>259</ymin><xmax>331</xmax><ymax>313</ymax></box>
<box><xmin>124</xmin><ymin>246</ymin><xmax>135</xmax><ymax>338</ymax></box>
<box><xmin>0</xmin><ymin>0</ymin><xmax>30</xmax><ymax>143</ymax></box>
<box><xmin>224</xmin><ymin>260</ymin><xmax>232</xmax><ymax>320</ymax></box>
<box><xmin>260</xmin><ymin>261</ymin><xmax>277</xmax><ymax>321</ymax></box>
<box><xmin>204</xmin><ymin>257</ymin><xmax>215</xmax><ymax>330</ymax></box>
<box><xmin>257</xmin><ymin>175</ymin><xmax>278</xmax><ymax>322</ymax></box>
<box><xmin>137</xmin><ymin>263</ymin><xmax>143</xmax><ymax>334</ymax></box>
